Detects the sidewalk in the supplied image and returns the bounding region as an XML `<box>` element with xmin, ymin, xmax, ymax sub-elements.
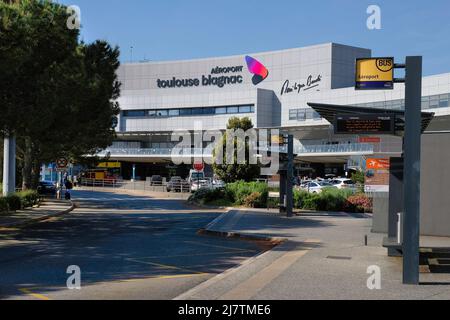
<box><xmin>177</xmin><ymin>209</ymin><xmax>450</xmax><ymax>300</ymax></box>
<box><xmin>0</xmin><ymin>199</ymin><xmax>75</xmax><ymax>229</ymax></box>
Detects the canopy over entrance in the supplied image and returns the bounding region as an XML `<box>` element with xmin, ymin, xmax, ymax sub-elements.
<box><xmin>307</xmin><ymin>102</ymin><xmax>435</xmax><ymax>133</ymax></box>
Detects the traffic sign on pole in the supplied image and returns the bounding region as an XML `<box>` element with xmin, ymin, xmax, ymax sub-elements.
<box><xmin>56</xmin><ymin>157</ymin><xmax>69</xmax><ymax>172</ymax></box>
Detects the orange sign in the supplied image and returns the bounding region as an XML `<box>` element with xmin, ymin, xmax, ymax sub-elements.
<box><xmin>359</xmin><ymin>137</ymin><xmax>381</xmax><ymax>143</ymax></box>
<box><xmin>366</xmin><ymin>158</ymin><xmax>390</xmax><ymax>170</ymax></box>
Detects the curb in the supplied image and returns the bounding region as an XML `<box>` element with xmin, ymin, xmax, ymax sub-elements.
<box><xmin>186</xmin><ymin>201</ymin><xmax>234</xmax><ymax>211</ymax></box>
<box><xmin>174</xmin><ymin>238</ymin><xmax>291</xmax><ymax>301</ymax></box>
<box><xmin>0</xmin><ymin>200</ymin><xmax>76</xmax><ymax>229</ymax></box>
<box><xmin>197</xmin><ymin>228</ymin><xmax>286</xmax><ymax>244</ymax></box>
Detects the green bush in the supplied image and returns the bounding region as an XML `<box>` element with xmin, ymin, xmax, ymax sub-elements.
<box><xmin>189</xmin><ymin>181</ymin><xmax>268</xmax><ymax>208</ymax></box>
<box><xmin>188</xmin><ymin>181</ymin><xmax>372</xmax><ymax>213</ymax></box>
<box><xmin>17</xmin><ymin>190</ymin><xmax>40</xmax><ymax>208</ymax></box>
<box><xmin>243</xmin><ymin>192</ymin><xmax>265</xmax><ymax>208</ymax></box>
<box><xmin>5</xmin><ymin>194</ymin><xmax>22</xmax><ymax>211</ymax></box>
<box><xmin>188</xmin><ymin>188</ymin><xmax>232</xmax><ymax>206</ymax></box>
<box><xmin>293</xmin><ymin>189</ymin><xmax>309</xmax><ymax>209</ymax></box>
<box><xmin>226</xmin><ymin>181</ymin><xmax>268</xmax><ymax>206</ymax></box>
<box><xmin>294</xmin><ymin>188</ymin><xmax>355</xmax><ymax>212</ymax></box>
<box><xmin>0</xmin><ymin>197</ymin><xmax>8</xmax><ymax>213</ymax></box>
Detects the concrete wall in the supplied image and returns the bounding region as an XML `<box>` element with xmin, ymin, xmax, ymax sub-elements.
<box><xmin>372</xmin><ymin>132</ymin><xmax>450</xmax><ymax>237</ymax></box>
<box><xmin>420</xmin><ymin>132</ymin><xmax>450</xmax><ymax>236</ymax></box>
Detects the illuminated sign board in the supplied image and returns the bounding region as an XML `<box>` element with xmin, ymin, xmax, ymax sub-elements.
<box><xmin>355</xmin><ymin>57</ymin><xmax>394</xmax><ymax>90</ymax></box>
<box><xmin>365</xmin><ymin>158</ymin><xmax>390</xmax><ymax>193</ymax></box>
<box><xmin>335</xmin><ymin>114</ymin><xmax>395</xmax><ymax>134</ymax></box>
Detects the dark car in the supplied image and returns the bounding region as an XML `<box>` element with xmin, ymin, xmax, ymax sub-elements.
<box><xmin>149</xmin><ymin>175</ymin><xmax>163</xmax><ymax>186</ymax></box>
<box><xmin>166</xmin><ymin>176</ymin><xmax>190</xmax><ymax>192</ymax></box>
<box><xmin>37</xmin><ymin>181</ymin><xmax>56</xmax><ymax>195</ymax></box>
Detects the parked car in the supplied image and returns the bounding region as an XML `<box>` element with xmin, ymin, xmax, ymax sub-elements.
<box><xmin>37</xmin><ymin>181</ymin><xmax>56</xmax><ymax>195</ymax></box>
<box><xmin>149</xmin><ymin>175</ymin><xmax>163</xmax><ymax>186</ymax></box>
<box><xmin>187</xmin><ymin>170</ymin><xmax>205</xmax><ymax>184</ymax></box>
<box><xmin>301</xmin><ymin>181</ymin><xmax>336</xmax><ymax>194</ymax></box>
<box><xmin>330</xmin><ymin>178</ymin><xmax>356</xmax><ymax>190</ymax></box>
<box><xmin>190</xmin><ymin>178</ymin><xmax>212</xmax><ymax>192</ymax></box>
<box><xmin>166</xmin><ymin>176</ymin><xmax>190</xmax><ymax>192</ymax></box>
<box><xmin>212</xmin><ymin>179</ymin><xmax>226</xmax><ymax>189</ymax></box>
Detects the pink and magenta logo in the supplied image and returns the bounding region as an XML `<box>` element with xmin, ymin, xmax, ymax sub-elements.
<box><xmin>245</xmin><ymin>56</ymin><xmax>269</xmax><ymax>85</ymax></box>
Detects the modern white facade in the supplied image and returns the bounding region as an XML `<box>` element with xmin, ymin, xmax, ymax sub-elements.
<box><xmin>101</xmin><ymin>43</ymin><xmax>450</xmax><ymax>179</ymax></box>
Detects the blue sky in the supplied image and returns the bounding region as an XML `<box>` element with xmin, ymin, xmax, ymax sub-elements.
<box><xmin>59</xmin><ymin>0</ymin><xmax>450</xmax><ymax>76</ymax></box>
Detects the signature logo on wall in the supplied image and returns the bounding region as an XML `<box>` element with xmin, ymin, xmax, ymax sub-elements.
<box><xmin>281</xmin><ymin>75</ymin><xmax>322</xmax><ymax>96</ymax></box>
<box><xmin>245</xmin><ymin>56</ymin><xmax>269</xmax><ymax>85</ymax></box>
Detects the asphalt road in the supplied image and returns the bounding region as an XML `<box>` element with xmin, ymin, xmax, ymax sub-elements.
<box><xmin>0</xmin><ymin>190</ymin><xmax>266</xmax><ymax>300</ymax></box>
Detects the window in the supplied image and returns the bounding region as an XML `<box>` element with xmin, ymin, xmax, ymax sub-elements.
<box><xmin>297</xmin><ymin>109</ymin><xmax>306</xmax><ymax>121</ymax></box>
<box><xmin>169</xmin><ymin>109</ymin><xmax>179</xmax><ymax>117</ymax></box>
<box><xmin>191</xmin><ymin>108</ymin><xmax>204</xmax><ymax>115</ymax></box>
<box><xmin>227</xmin><ymin>106</ymin><xmax>239</xmax><ymax>114</ymax></box>
<box><xmin>123</xmin><ymin>110</ymin><xmax>146</xmax><ymax>117</ymax></box>
<box><xmin>216</xmin><ymin>107</ymin><xmax>227</xmax><ymax>114</ymax></box>
<box><xmin>289</xmin><ymin>110</ymin><xmax>298</xmax><ymax>121</ymax></box>
<box><xmin>203</xmin><ymin>108</ymin><xmax>215</xmax><ymax>115</ymax></box>
<box><xmin>430</xmin><ymin>96</ymin><xmax>439</xmax><ymax>108</ymax></box>
<box><xmin>439</xmin><ymin>94</ymin><xmax>449</xmax><ymax>108</ymax></box>
<box><xmin>179</xmin><ymin>108</ymin><xmax>192</xmax><ymax>116</ymax></box>
<box><xmin>156</xmin><ymin>110</ymin><xmax>168</xmax><ymax>117</ymax></box>
<box><xmin>148</xmin><ymin>110</ymin><xmax>157</xmax><ymax>117</ymax></box>
<box><xmin>239</xmin><ymin>106</ymin><xmax>252</xmax><ymax>113</ymax></box>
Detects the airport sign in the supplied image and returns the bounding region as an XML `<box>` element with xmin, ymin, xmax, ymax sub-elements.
<box><xmin>355</xmin><ymin>57</ymin><xmax>394</xmax><ymax>90</ymax></box>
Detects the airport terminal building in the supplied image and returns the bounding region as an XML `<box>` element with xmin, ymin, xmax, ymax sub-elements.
<box><xmin>101</xmin><ymin>43</ymin><xmax>450</xmax><ymax>180</ymax></box>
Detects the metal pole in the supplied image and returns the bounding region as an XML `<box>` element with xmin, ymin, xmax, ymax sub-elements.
<box><xmin>2</xmin><ymin>135</ymin><xmax>10</xmax><ymax>196</ymax></box>
<box><xmin>402</xmin><ymin>56</ymin><xmax>422</xmax><ymax>285</ymax></box>
<box><xmin>286</xmin><ymin>135</ymin><xmax>294</xmax><ymax>217</ymax></box>
<box><xmin>9</xmin><ymin>135</ymin><xmax>16</xmax><ymax>192</ymax></box>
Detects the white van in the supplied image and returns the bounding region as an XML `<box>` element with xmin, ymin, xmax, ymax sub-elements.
<box><xmin>187</xmin><ymin>170</ymin><xmax>205</xmax><ymax>184</ymax></box>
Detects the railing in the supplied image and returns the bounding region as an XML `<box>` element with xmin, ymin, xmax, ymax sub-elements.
<box><xmin>97</xmin><ymin>143</ymin><xmax>374</xmax><ymax>158</ymax></box>
<box><xmin>295</xmin><ymin>143</ymin><xmax>374</xmax><ymax>155</ymax></box>
<box><xmin>79</xmin><ymin>178</ymin><xmax>192</xmax><ymax>193</ymax></box>
<box><xmin>96</xmin><ymin>148</ymin><xmax>210</xmax><ymax>157</ymax></box>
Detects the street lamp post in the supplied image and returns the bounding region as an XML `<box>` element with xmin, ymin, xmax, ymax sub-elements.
<box><xmin>2</xmin><ymin>133</ymin><xmax>16</xmax><ymax>196</ymax></box>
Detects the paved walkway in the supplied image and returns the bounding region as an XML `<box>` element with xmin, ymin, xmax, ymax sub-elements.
<box><xmin>0</xmin><ymin>200</ymin><xmax>74</xmax><ymax>228</ymax></box>
<box><xmin>177</xmin><ymin>209</ymin><xmax>450</xmax><ymax>300</ymax></box>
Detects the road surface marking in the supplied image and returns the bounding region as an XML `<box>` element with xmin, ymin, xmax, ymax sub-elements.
<box><xmin>126</xmin><ymin>258</ymin><xmax>207</xmax><ymax>275</ymax></box>
<box><xmin>183</xmin><ymin>240</ymin><xmax>256</xmax><ymax>252</ymax></box>
<box><xmin>135</xmin><ymin>250</ymin><xmax>256</xmax><ymax>260</ymax></box>
<box><xmin>219</xmin><ymin>239</ymin><xmax>320</xmax><ymax>300</ymax></box>
<box><xmin>19</xmin><ymin>288</ymin><xmax>51</xmax><ymax>301</ymax></box>
<box><xmin>120</xmin><ymin>273</ymin><xmax>209</xmax><ymax>282</ymax></box>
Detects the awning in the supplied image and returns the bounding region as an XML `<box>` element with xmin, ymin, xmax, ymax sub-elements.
<box><xmin>307</xmin><ymin>102</ymin><xmax>435</xmax><ymax>133</ymax></box>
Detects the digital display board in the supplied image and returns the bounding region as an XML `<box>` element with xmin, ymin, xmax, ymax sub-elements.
<box><xmin>335</xmin><ymin>114</ymin><xmax>395</xmax><ymax>134</ymax></box>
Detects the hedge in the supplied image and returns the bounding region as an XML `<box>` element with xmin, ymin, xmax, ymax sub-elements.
<box><xmin>189</xmin><ymin>181</ymin><xmax>268</xmax><ymax>208</ymax></box>
<box><xmin>0</xmin><ymin>190</ymin><xmax>40</xmax><ymax>214</ymax></box>
<box><xmin>189</xmin><ymin>182</ymin><xmax>373</xmax><ymax>213</ymax></box>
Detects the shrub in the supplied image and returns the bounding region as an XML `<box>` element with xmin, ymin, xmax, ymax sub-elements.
<box><xmin>5</xmin><ymin>194</ymin><xmax>22</xmax><ymax>211</ymax></box>
<box><xmin>345</xmin><ymin>194</ymin><xmax>373</xmax><ymax>213</ymax></box>
<box><xmin>188</xmin><ymin>188</ymin><xmax>231</xmax><ymax>205</ymax></box>
<box><xmin>295</xmin><ymin>188</ymin><xmax>356</xmax><ymax>212</ymax></box>
<box><xmin>0</xmin><ymin>197</ymin><xmax>8</xmax><ymax>213</ymax></box>
<box><xmin>17</xmin><ymin>190</ymin><xmax>40</xmax><ymax>208</ymax></box>
<box><xmin>243</xmin><ymin>192</ymin><xmax>266</xmax><ymax>208</ymax></box>
<box><xmin>226</xmin><ymin>181</ymin><xmax>268</xmax><ymax>206</ymax></box>
<box><xmin>293</xmin><ymin>189</ymin><xmax>310</xmax><ymax>209</ymax></box>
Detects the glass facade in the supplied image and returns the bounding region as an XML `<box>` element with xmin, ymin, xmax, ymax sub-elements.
<box><xmin>352</xmin><ymin>93</ymin><xmax>450</xmax><ymax>111</ymax></box>
<box><xmin>289</xmin><ymin>93</ymin><xmax>450</xmax><ymax>122</ymax></box>
<box><xmin>289</xmin><ymin>108</ymin><xmax>322</xmax><ymax>121</ymax></box>
<box><xmin>123</xmin><ymin>104</ymin><xmax>255</xmax><ymax>118</ymax></box>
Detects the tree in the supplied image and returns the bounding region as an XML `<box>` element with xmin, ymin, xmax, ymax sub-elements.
<box><xmin>0</xmin><ymin>0</ymin><xmax>120</xmax><ymax>189</ymax></box>
<box><xmin>212</xmin><ymin>117</ymin><xmax>260</xmax><ymax>183</ymax></box>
